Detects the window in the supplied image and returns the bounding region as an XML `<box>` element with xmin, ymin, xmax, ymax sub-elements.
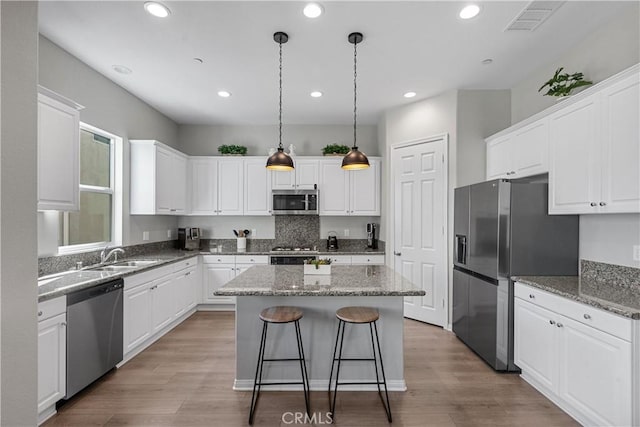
<box><xmin>58</xmin><ymin>124</ymin><xmax>119</xmax><ymax>252</ymax></box>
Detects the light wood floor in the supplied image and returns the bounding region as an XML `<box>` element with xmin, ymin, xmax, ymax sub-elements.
<box><xmin>45</xmin><ymin>312</ymin><xmax>578</xmax><ymax>426</ymax></box>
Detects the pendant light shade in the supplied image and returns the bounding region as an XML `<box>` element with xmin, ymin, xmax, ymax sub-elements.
<box><xmin>266</xmin><ymin>31</ymin><xmax>294</xmax><ymax>171</ymax></box>
<box><xmin>342</xmin><ymin>32</ymin><xmax>370</xmax><ymax>170</ymax></box>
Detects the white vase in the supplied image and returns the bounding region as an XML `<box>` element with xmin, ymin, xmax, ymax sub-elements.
<box><xmin>236</xmin><ymin>237</ymin><xmax>246</xmax><ymax>253</ymax></box>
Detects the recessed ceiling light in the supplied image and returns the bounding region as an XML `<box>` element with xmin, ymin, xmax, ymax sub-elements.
<box><xmin>144</xmin><ymin>2</ymin><xmax>171</xmax><ymax>18</ymax></box>
<box><xmin>459</xmin><ymin>4</ymin><xmax>481</xmax><ymax>19</ymax></box>
<box><xmin>481</xmin><ymin>58</ymin><xmax>493</xmax><ymax>65</ymax></box>
<box><xmin>303</xmin><ymin>3</ymin><xmax>324</xmax><ymax>18</ymax></box>
<box><xmin>310</xmin><ymin>91</ymin><xmax>323</xmax><ymax>98</ymax></box>
<box><xmin>217</xmin><ymin>91</ymin><xmax>231</xmax><ymax>98</ymax></box>
<box><xmin>403</xmin><ymin>91</ymin><xmax>417</xmax><ymax>98</ymax></box>
<box><xmin>112</xmin><ymin>65</ymin><xmax>132</xmax><ymax>75</ymax></box>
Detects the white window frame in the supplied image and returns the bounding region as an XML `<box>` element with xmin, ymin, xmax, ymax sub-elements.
<box><xmin>58</xmin><ymin>123</ymin><xmax>123</xmax><ymax>255</ymax></box>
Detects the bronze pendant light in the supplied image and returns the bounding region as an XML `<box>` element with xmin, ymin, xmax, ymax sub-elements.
<box><xmin>342</xmin><ymin>32</ymin><xmax>370</xmax><ymax>170</ymax></box>
<box><xmin>266</xmin><ymin>31</ymin><xmax>295</xmax><ymax>171</ymax></box>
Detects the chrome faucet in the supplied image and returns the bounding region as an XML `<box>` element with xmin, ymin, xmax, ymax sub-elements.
<box><xmin>101</xmin><ymin>245</ymin><xmax>125</xmax><ymax>264</ymax></box>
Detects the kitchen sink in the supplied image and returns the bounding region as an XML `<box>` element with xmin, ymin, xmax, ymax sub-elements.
<box><xmin>112</xmin><ymin>260</ymin><xmax>160</xmax><ymax>267</ymax></box>
<box><xmin>90</xmin><ymin>265</ymin><xmax>138</xmax><ymax>272</ymax></box>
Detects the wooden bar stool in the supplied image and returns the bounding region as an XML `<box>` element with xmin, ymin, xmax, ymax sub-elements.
<box><xmin>328</xmin><ymin>306</ymin><xmax>392</xmax><ymax>422</ymax></box>
<box><xmin>249</xmin><ymin>306</ymin><xmax>310</xmax><ymax>425</ymax></box>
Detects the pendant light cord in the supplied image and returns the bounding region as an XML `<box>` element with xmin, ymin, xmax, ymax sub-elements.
<box><xmin>278</xmin><ymin>39</ymin><xmax>283</xmax><ymax>150</ymax></box>
<box><xmin>353</xmin><ymin>39</ymin><xmax>357</xmax><ymax>149</ymax></box>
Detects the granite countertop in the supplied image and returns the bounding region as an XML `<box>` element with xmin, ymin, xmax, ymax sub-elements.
<box><xmin>215</xmin><ymin>265</ymin><xmax>424</xmax><ymax>297</ymax></box>
<box><xmin>200</xmin><ymin>249</ymin><xmax>385</xmax><ymax>256</ymax></box>
<box><xmin>38</xmin><ymin>251</ymin><xmax>199</xmax><ymax>302</ymax></box>
<box><xmin>512</xmin><ymin>275</ymin><xmax>640</xmax><ymax>319</ymax></box>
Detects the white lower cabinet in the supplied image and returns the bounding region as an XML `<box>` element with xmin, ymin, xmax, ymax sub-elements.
<box><xmin>38</xmin><ymin>297</ymin><xmax>66</xmax><ymax>425</ymax></box>
<box><xmin>202</xmin><ymin>255</ymin><xmax>268</xmax><ymax>306</ymax></box>
<box><xmin>325</xmin><ymin>254</ymin><xmax>385</xmax><ymax>265</ymax></box>
<box><xmin>123</xmin><ymin>258</ymin><xmax>199</xmax><ymax>361</ymax></box>
<box><xmin>514</xmin><ymin>282</ymin><xmax>635</xmax><ymax>427</ymax></box>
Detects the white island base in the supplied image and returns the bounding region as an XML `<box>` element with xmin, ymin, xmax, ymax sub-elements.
<box><xmin>233</xmin><ymin>296</ymin><xmax>406</xmax><ymax>392</ymax></box>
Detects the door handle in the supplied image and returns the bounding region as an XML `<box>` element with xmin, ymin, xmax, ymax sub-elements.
<box><xmin>394</xmin><ymin>251</ymin><xmax>402</xmax><ymax>256</ymax></box>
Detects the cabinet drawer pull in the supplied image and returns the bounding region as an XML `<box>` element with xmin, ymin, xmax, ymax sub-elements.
<box><xmin>590</xmin><ymin>202</ymin><xmax>597</xmax><ymax>207</ymax></box>
<box><xmin>61</xmin><ymin>322</ymin><xmax>67</xmax><ymax>327</ymax></box>
<box><xmin>529</xmin><ymin>294</ymin><xmax>535</xmax><ymax>299</ymax></box>
<box><xmin>38</xmin><ymin>311</ymin><xmax>43</xmax><ymax>317</ymax></box>
<box><xmin>556</xmin><ymin>323</ymin><xmax>563</xmax><ymax>328</ymax></box>
<box><xmin>583</xmin><ymin>313</ymin><xmax>591</xmax><ymax>320</ymax></box>
<box><xmin>150</xmin><ymin>285</ymin><xmax>158</xmax><ymax>290</ymax></box>
<box><xmin>394</xmin><ymin>252</ymin><xmax>402</xmax><ymax>256</ymax></box>
<box><xmin>599</xmin><ymin>202</ymin><xmax>606</xmax><ymax>206</ymax></box>
<box><xmin>549</xmin><ymin>320</ymin><xmax>555</xmax><ymax>325</ymax></box>
<box><xmin>185</xmin><ymin>272</ymin><xmax>191</xmax><ymax>276</ymax></box>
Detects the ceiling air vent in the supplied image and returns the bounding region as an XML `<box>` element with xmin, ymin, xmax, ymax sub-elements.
<box><xmin>504</xmin><ymin>1</ymin><xmax>565</xmax><ymax>32</ymax></box>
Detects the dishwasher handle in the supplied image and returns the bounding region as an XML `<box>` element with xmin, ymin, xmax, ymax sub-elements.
<box><xmin>67</xmin><ymin>278</ymin><xmax>124</xmax><ymax>306</ymax></box>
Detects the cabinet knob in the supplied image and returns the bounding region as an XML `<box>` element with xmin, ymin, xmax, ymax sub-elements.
<box><xmin>61</xmin><ymin>322</ymin><xmax>67</xmax><ymax>327</ymax></box>
<box><xmin>583</xmin><ymin>313</ymin><xmax>591</xmax><ymax>320</ymax></box>
<box><xmin>529</xmin><ymin>294</ymin><xmax>535</xmax><ymax>299</ymax></box>
<box><xmin>599</xmin><ymin>202</ymin><xmax>606</xmax><ymax>206</ymax></box>
<box><xmin>185</xmin><ymin>272</ymin><xmax>191</xmax><ymax>276</ymax></box>
<box><xmin>394</xmin><ymin>252</ymin><xmax>402</xmax><ymax>256</ymax></box>
<box><xmin>38</xmin><ymin>311</ymin><xmax>43</xmax><ymax>317</ymax></box>
<box><xmin>549</xmin><ymin>320</ymin><xmax>555</xmax><ymax>325</ymax></box>
<box><xmin>556</xmin><ymin>323</ymin><xmax>563</xmax><ymax>328</ymax></box>
<box><xmin>590</xmin><ymin>202</ymin><xmax>597</xmax><ymax>207</ymax></box>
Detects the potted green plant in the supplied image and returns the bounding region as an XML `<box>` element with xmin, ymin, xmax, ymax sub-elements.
<box><xmin>218</xmin><ymin>144</ymin><xmax>248</xmax><ymax>156</ymax></box>
<box><xmin>322</xmin><ymin>144</ymin><xmax>350</xmax><ymax>156</ymax></box>
<box><xmin>538</xmin><ymin>67</ymin><xmax>593</xmax><ymax>98</ymax></box>
<box><xmin>304</xmin><ymin>258</ymin><xmax>332</xmax><ymax>275</ymax></box>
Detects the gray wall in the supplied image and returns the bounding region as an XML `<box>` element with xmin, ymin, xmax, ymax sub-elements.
<box><xmin>38</xmin><ymin>36</ymin><xmax>181</xmax><ymax>251</ymax></box>
<box><xmin>511</xmin><ymin>3</ymin><xmax>640</xmax><ymax>124</ymax></box>
<box><xmin>580</xmin><ymin>215</ymin><xmax>640</xmax><ymax>269</ymax></box>
<box><xmin>178</xmin><ymin>124</ymin><xmax>378</xmax><ymax>157</ymax></box>
<box><xmin>1</xmin><ymin>2</ymin><xmax>38</xmax><ymax>424</ymax></box>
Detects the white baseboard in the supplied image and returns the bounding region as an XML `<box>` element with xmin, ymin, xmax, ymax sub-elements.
<box><xmin>197</xmin><ymin>304</ymin><xmax>235</xmax><ymax>312</ymax></box>
<box><xmin>38</xmin><ymin>404</ymin><xmax>56</xmax><ymax>426</ymax></box>
<box><xmin>233</xmin><ymin>379</ymin><xmax>407</xmax><ymax>392</ymax></box>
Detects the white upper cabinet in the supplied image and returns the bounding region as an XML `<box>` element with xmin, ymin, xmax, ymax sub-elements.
<box><xmin>272</xmin><ymin>159</ymin><xmax>319</xmax><ymax>190</ymax></box>
<box><xmin>549</xmin><ymin>69</ymin><xmax>640</xmax><ymax>214</ymax></box>
<box><xmin>189</xmin><ymin>157</ymin><xmax>217</xmax><ymax>215</ymax></box>
<box><xmin>486</xmin><ymin>119</ymin><xmax>548</xmax><ymax>181</ymax></box>
<box><xmin>319</xmin><ymin>157</ymin><xmax>381</xmax><ymax>216</ymax></box>
<box><xmin>217</xmin><ymin>159</ymin><xmax>244</xmax><ymax>215</ymax></box>
<box><xmin>130</xmin><ymin>140</ymin><xmax>188</xmax><ymax>215</ymax></box>
<box><xmin>37</xmin><ymin>87</ymin><xmax>83</xmax><ymax>211</ymax></box>
<box><xmin>244</xmin><ymin>158</ymin><xmax>272</xmax><ymax>215</ymax></box>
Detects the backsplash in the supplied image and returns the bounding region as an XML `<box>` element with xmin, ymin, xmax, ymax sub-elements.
<box><xmin>580</xmin><ymin>259</ymin><xmax>640</xmax><ymax>302</ymax></box>
<box><xmin>275</xmin><ymin>215</ymin><xmax>320</xmax><ymax>247</ymax></box>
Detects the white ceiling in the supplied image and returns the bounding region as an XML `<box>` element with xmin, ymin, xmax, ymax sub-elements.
<box><xmin>39</xmin><ymin>1</ymin><xmax>629</xmax><ymax>125</ymax></box>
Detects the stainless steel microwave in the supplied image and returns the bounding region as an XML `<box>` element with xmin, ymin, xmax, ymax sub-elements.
<box><xmin>272</xmin><ymin>189</ymin><xmax>318</xmax><ymax>215</ymax></box>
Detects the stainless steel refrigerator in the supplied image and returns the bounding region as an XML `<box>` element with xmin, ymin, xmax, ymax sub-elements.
<box><xmin>453</xmin><ymin>179</ymin><xmax>578</xmax><ymax>371</ymax></box>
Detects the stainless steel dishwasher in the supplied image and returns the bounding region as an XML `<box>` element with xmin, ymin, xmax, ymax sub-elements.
<box><xmin>65</xmin><ymin>278</ymin><xmax>123</xmax><ymax>399</ymax></box>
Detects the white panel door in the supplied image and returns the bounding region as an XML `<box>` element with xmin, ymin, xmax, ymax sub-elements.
<box><xmin>244</xmin><ymin>159</ymin><xmax>272</xmax><ymax>215</ymax></box>
<box><xmin>37</xmin><ymin>313</ymin><xmax>66</xmax><ymax>414</ymax></box>
<box><xmin>189</xmin><ymin>158</ymin><xmax>217</xmax><ymax>215</ymax></box>
<box><xmin>393</xmin><ymin>138</ymin><xmax>447</xmax><ymax>326</ymax></box>
<box><xmin>155</xmin><ymin>146</ymin><xmax>173</xmax><ymax>214</ymax></box>
<box><xmin>295</xmin><ymin>160</ymin><xmax>319</xmax><ymax>189</ymax></box>
<box><xmin>350</xmin><ymin>158</ymin><xmax>381</xmax><ymax>215</ymax></box>
<box><xmin>123</xmin><ymin>284</ymin><xmax>152</xmax><ymax>353</ymax></box>
<box><xmin>272</xmin><ymin>169</ymin><xmax>296</xmax><ymax>189</ymax></box>
<box><xmin>513</xmin><ymin>119</ymin><xmax>548</xmax><ymax>178</ymax></box>
<box><xmin>558</xmin><ymin>315</ymin><xmax>632</xmax><ymax>427</ymax></box>
<box><xmin>514</xmin><ymin>298</ymin><xmax>557</xmax><ymax>391</ymax></box>
<box><xmin>600</xmin><ymin>72</ymin><xmax>640</xmax><ymax>213</ymax></box>
<box><xmin>319</xmin><ymin>159</ymin><xmax>349</xmax><ymax>215</ymax></box>
<box><xmin>486</xmin><ymin>135</ymin><xmax>512</xmax><ymax>180</ymax></box>
<box><xmin>172</xmin><ymin>154</ymin><xmax>188</xmax><ymax>214</ymax></box>
<box><xmin>37</xmin><ymin>94</ymin><xmax>80</xmax><ymax>211</ymax></box>
<box><xmin>548</xmin><ymin>96</ymin><xmax>600</xmax><ymax>214</ymax></box>
<box><xmin>217</xmin><ymin>159</ymin><xmax>244</xmax><ymax>215</ymax></box>
<box><xmin>151</xmin><ymin>276</ymin><xmax>175</xmax><ymax>334</ymax></box>
<box><xmin>203</xmin><ymin>265</ymin><xmax>236</xmax><ymax>305</ymax></box>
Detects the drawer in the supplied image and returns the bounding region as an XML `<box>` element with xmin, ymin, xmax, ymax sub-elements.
<box><xmin>201</xmin><ymin>255</ymin><xmax>236</xmax><ymax>264</ymax></box>
<box><xmin>235</xmin><ymin>255</ymin><xmax>269</xmax><ymax>265</ymax></box>
<box><xmin>174</xmin><ymin>256</ymin><xmax>198</xmax><ymax>272</ymax></box>
<box><xmin>351</xmin><ymin>254</ymin><xmax>385</xmax><ymax>265</ymax></box>
<box><xmin>327</xmin><ymin>255</ymin><xmax>351</xmax><ymax>265</ymax></box>
<box><xmin>515</xmin><ymin>282</ymin><xmax>632</xmax><ymax>341</ymax></box>
<box><xmin>125</xmin><ymin>263</ymin><xmax>174</xmax><ymax>289</ymax></box>
<box><xmin>38</xmin><ymin>296</ymin><xmax>66</xmax><ymax>321</ymax></box>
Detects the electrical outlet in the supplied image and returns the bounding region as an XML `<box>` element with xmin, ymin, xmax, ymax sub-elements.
<box><xmin>252</xmin><ymin>229</ymin><xmax>256</xmax><ymax>237</ymax></box>
<box><xmin>142</xmin><ymin>231</ymin><xmax>149</xmax><ymax>241</ymax></box>
<box><xmin>167</xmin><ymin>229</ymin><xmax>172</xmax><ymax>238</ymax></box>
<box><xmin>344</xmin><ymin>229</ymin><xmax>350</xmax><ymax>237</ymax></box>
<box><xmin>633</xmin><ymin>245</ymin><xmax>640</xmax><ymax>262</ymax></box>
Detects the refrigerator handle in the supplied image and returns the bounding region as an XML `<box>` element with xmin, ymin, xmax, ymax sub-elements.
<box><xmin>455</xmin><ymin>235</ymin><xmax>467</xmax><ymax>264</ymax></box>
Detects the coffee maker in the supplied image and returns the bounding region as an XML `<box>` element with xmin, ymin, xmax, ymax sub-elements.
<box><xmin>366</xmin><ymin>223</ymin><xmax>378</xmax><ymax>249</ymax></box>
<box><xmin>327</xmin><ymin>231</ymin><xmax>338</xmax><ymax>251</ymax></box>
<box><xmin>178</xmin><ymin>227</ymin><xmax>201</xmax><ymax>251</ymax></box>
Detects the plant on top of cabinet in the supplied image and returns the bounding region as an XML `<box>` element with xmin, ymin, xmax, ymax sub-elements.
<box><xmin>538</xmin><ymin>67</ymin><xmax>592</xmax><ymax>97</ymax></box>
<box><xmin>218</xmin><ymin>144</ymin><xmax>247</xmax><ymax>156</ymax></box>
<box><xmin>322</xmin><ymin>144</ymin><xmax>350</xmax><ymax>156</ymax></box>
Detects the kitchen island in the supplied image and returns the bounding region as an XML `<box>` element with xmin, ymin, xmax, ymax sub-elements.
<box><xmin>215</xmin><ymin>265</ymin><xmax>425</xmax><ymax>391</ymax></box>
